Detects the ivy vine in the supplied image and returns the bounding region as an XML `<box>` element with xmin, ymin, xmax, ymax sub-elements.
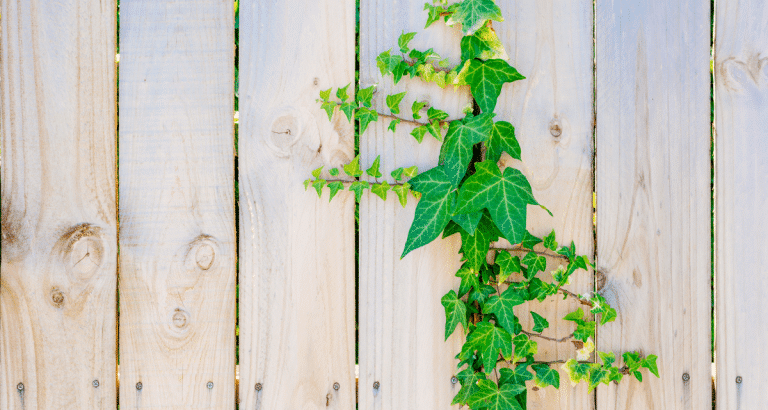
<box><xmin>307</xmin><ymin>1</ymin><xmax>659</xmax><ymax>408</ymax></box>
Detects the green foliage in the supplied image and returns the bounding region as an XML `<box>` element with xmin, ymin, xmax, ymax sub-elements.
<box><xmin>308</xmin><ymin>1</ymin><xmax>659</xmax><ymax>407</ymax></box>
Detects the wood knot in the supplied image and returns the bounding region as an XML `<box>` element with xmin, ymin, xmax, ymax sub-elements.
<box><xmin>51</xmin><ymin>288</ymin><xmax>65</xmax><ymax>308</ymax></box>
<box><xmin>549</xmin><ymin>119</ymin><xmax>562</xmax><ymax>138</ymax></box>
<box><xmin>313</xmin><ymin>77</ymin><xmax>319</xmax><ymax>85</ymax></box>
<box><xmin>195</xmin><ymin>244</ymin><xmax>215</xmax><ymax>270</ymax></box>
<box><xmin>59</xmin><ymin>223</ymin><xmax>105</xmax><ymax>279</ymax></box>
<box><xmin>172</xmin><ymin>308</ymin><xmax>189</xmax><ymax>329</ymax></box>
<box><xmin>595</xmin><ymin>270</ymin><xmax>607</xmax><ymax>291</ymax></box>
<box><xmin>186</xmin><ymin>235</ymin><xmax>218</xmax><ymax>271</ymax></box>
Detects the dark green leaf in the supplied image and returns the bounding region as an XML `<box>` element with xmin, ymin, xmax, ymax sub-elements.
<box><xmin>464</xmin><ymin>59</ymin><xmax>525</xmax><ymax>113</ymax></box>
<box><xmin>499</xmin><ymin>361</ymin><xmax>533</xmax><ymax>387</ymax></box>
<box><xmin>456</xmin><ymin>266</ymin><xmax>480</xmax><ymax>297</ymax></box>
<box><xmin>468</xmin><ymin>283</ymin><xmax>496</xmax><ymax>305</ymax></box>
<box><xmin>447</xmin><ymin>0</ymin><xmax>504</xmax><ymax>35</ymax></box>
<box><xmin>452</xmin><ymin>211</ymin><xmax>483</xmax><ymax>235</ymax></box>
<box><xmin>520</xmin><ymin>231</ymin><xmax>542</xmax><ymax>249</ymax></box>
<box><xmin>522</xmin><ymin>252</ymin><xmax>546</xmax><ymax>280</ymax></box>
<box><xmin>466</xmin><ymin>322</ymin><xmax>513</xmax><ymax>373</ymax></box>
<box><xmin>402</xmin><ymin>190</ymin><xmax>456</xmax><ymax>258</ymax></box>
<box><xmin>441</xmin><ymin>290</ymin><xmax>468</xmax><ymax>340</ymax></box>
<box><xmin>468</xmin><ymin>379</ymin><xmax>524</xmax><ymax>410</ymax></box>
<box><xmin>329</xmin><ymin>167</ymin><xmax>339</xmax><ymax>176</ymax></box>
<box><xmin>339</xmin><ymin>102</ymin><xmax>355</xmax><ymax>122</ymax></box>
<box><xmin>642</xmin><ymin>355</ymin><xmax>659</xmax><ymax>378</ymax></box>
<box><xmin>527</xmin><ymin>278</ymin><xmax>557</xmax><ymax>302</ymax></box>
<box><xmin>495</xmin><ymin>251</ymin><xmax>521</xmax><ymax>284</ymax></box>
<box><xmin>440</xmin><ymin>113</ymin><xmax>494</xmax><ymax>186</ymax></box>
<box><xmin>532</xmin><ymin>363</ymin><xmax>560</xmax><ymax>389</ymax></box>
<box><xmin>512</xmin><ymin>334</ymin><xmax>537</xmax><ymax>363</ymax></box>
<box><xmin>530</xmin><ymin>312</ymin><xmax>549</xmax><ymax>333</ymax></box>
<box><xmin>486</xmin><ymin>121</ymin><xmax>521</xmax><ymax>162</ymax></box>
<box><xmin>573</xmin><ymin>320</ymin><xmax>596</xmax><ymax>342</ymax></box>
<box><xmin>452</xmin><ymin>368</ymin><xmax>487</xmax><ymax>406</ymax></box>
<box><xmin>483</xmin><ymin>287</ymin><xmax>525</xmax><ymax>336</ymax></box>
<box><xmin>460</xmin><ymin>25</ymin><xmax>509</xmax><ymax>62</ymax></box>
<box><xmin>409</xmin><ymin>166</ymin><xmax>454</xmax><ymax>198</ymax></box>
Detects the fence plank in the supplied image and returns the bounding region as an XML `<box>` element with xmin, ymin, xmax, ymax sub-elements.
<box><xmin>495</xmin><ymin>1</ymin><xmax>595</xmax><ymax>408</ymax></box>
<box><xmin>118</xmin><ymin>1</ymin><xmax>235</xmax><ymax>407</ymax></box>
<box><xmin>595</xmin><ymin>1</ymin><xmax>711</xmax><ymax>409</ymax></box>
<box><xmin>0</xmin><ymin>0</ymin><xmax>117</xmax><ymax>408</ymax></box>
<box><xmin>358</xmin><ymin>2</ymin><xmax>471</xmax><ymax>409</ymax></box>
<box><xmin>238</xmin><ymin>0</ymin><xmax>356</xmax><ymax>408</ymax></box>
<box><xmin>715</xmin><ymin>1</ymin><xmax>768</xmax><ymax>408</ymax></box>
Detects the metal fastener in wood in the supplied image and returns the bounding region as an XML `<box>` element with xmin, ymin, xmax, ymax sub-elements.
<box><xmin>373</xmin><ymin>381</ymin><xmax>380</xmax><ymax>389</ymax></box>
<box><xmin>451</xmin><ymin>376</ymin><xmax>458</xmax><ymax>384</ymax></box>
<box><xmin>736</xmin><ymin>376</ymin><xmax>743</xmax><ymax>384</ymax></box>
<box><xmin>207</xmin><ymin>381</ymin><xmax>214</xmax><ymax>389</ymax></box>
<box><xmin>681</xmin><ymin>373</ymin><xmax>689</xmax><ymax>382</ymax></box>
<box><xmin>17</xmin><ymin>383</ymin><xmax>24</xmax><ymax>391</ymax></box>
<box><xmin>136</xmin><ymin>382</ymin><xmax>143</xmax><ymax>390</ymax></box>
<box><xmin>255</xmin><ymin>383</ymin><xmax>263</xmax><ymax>391</ymax></box>
<box><xmin>93</xmin><ymin>380</ymin><xmax>100</xmax><ymax>388</ymax></box>
<box><xmin>333</xmin><ymin>382</ymin><xmax>340</xmax><ymax>390</ymax></box>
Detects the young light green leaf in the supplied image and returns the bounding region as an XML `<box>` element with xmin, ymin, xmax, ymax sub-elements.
<box><xmin>357</xmin><ymin>107</ymin><xmax>379</xmax><ymax>134</ymax></box>
<box><xmin>439</xmin><ymin>113</ymin><xmax>494</xmax><ymax>186</ymax></box>
<box><xmin>403</xmin><ymin>165</ymin><xmax>419</xmax><ymax>178</ymax></box>
<box><xmin>512</xmin><ymin>334</ymin><xmax>537</xmax><ymax>363</ymax></box>
<box><xmin>441</xmin><ymin>290</ymin><xmax>468</xmax><ymax>340</ymax></box>
<box><xmin>336</xmin><ymin>83</ymin><xmax>350</xmax><ymax>102</ymax></box>
<box><xmin>465</xmin><ymin>322</ymin><xmax>513</xmax><ymax>373</ymax></box>
<box><xmin>642</xmin><ymin>355</ymin><xmax>660</xmax><ymax>378</ymax></box>
<box><xmin>303</xmin><ymin>178</ymin><xmax>312</xmax><ymax>191</ymax></box>
<box><xmin>371</xmin><ymin>181</ymin><xmax>390</xmax><ymax>201</ymax></box>
<box><xmin>398</xmin><ymin>31</ymin><xmax>417</xmax><ymax>54</ymax></box>
<box><xmin>543</xmin><ymin>230</ymin><xmax>558</xmax><ymax>251</ymax></box>
<box><xmin>530</xmin><ymin>312</ymin><xmax>549</xmax><ymax>333</ymax></box>
<box><xmin>411</xmin><ymin>125</ymin><xmax>429</xmax><ymax>143</ymax></box>
<box><xmin>483</xmin><ymin>287</ymin><xmax>525</xmax><ymax>336</ymax></box>
<box><xmin>402</xmin><ymin>190</ymin><xmax>456</xmax><ymax>258</ymax></box>
<box><xmin>598</xmin><ymin>351</ymin><xmax>616</xmax><ymax>367</ymax></box>
<box><xmin>311</xmin><ymin>166</ymin><xmax>324</xmax><ymax>179</ymax></box>
<box><xmin>343</xmin><ymin>155</ymin><xmax>363</xmax><ymax>178</ymax></box>
<box><xmin>412</xmin><ymin>100</ymin><xmax>427</xmax><ymax>119</ymax></box>
<box><xmin>366</xmin><ymin>155</ymin><xmax>382</xmax><ymax>178</ymax></box>
<box><xmin>391</xmin><ymin>167</ymin><xmax>405</xmax><ymax>181</ymax></box>
<box><xmin>527</xmin><ymin>277</ymin><xmax>557</xmax><ymax>301</ymax></box>
<box><xmin>447</xmin><ymin>0</ymin><xmax>504</xmax><ymax>35</ymax></box>
<box><xmin>329</xmin><ymin>168</ymin><xmax>339</xmax><ymax>176</ymax></box>
<box><xmin>425</xmin><ymin>120</ymin><xmax>443</xmax><ymax>141</ymax></box>
<box><xmin>357</xmin><ymin>85</ymin><xmax>375</xmax><ymax>108</ymax></box>
<box><xmin>328</xmin><ymin>181</ymin><xmax>344</xmax><ymax>201</ymax></box>
<box><xmin>460</xmin><ymin>25</ymin><xmax>509</xmax><ymax>62</ymax></box>
<box><xmin>321</xmin><ymin>101</ymin><xmax>337</xmax><ymax>121</ymax></box>
<box><xmin>392</xmin><ymin>183</ymin><xmax>410</xmax><ymax>207</ymax></box>
<box><xmin>376</xmin><ymin>49</ymin><xmax>404</xmax><ymax>76</ymax></box>
<box><xmin>531</xmin><ymin>363</ymin><xmax>560</xmax><ymax>389</ymax></box>
<box><xmin>563</xmin><ymin>307</ymin><xmax>585</xmax><ymax>322</ymax></box>
<box><xmin>467</xmin><ymin>379</ymin><xmax>524</xmax><ymax>410</ymax></box>
<box><xmin>464</xmin><ymin>59</ymin><xmax>525</xmax><ymax>113</ymax></box>
<box><xmin>312</xmin><ymin>179</ymin><xmax>326</xmax><ymax>197</ymax></box>
<box><xmin>590</xmin><ymin>294</ymin><xmax>618</xmax><ymax>325</ymax></box>
<box><xmin>487</xmin><ymin>121</ymin><xmax>521</xmax><ymax>162</ymax></box>
<box><xmin>562</xmin><ymin>359</ymin><xmax>592</xmax><ymax>386</ymax></box>
<box><xmin>319</xmin><ymin>87</ymin><xmax>332</xmax><ymax>101</ymax></box>
<box><xmin>339</xmin><ymin>102</ymin><xmax>355</xmax><ymax>122</ymax></box>
<box><xmin>427</xmin><ymin>107</ymin><xmax>449</xmax><ymax>121</ymax></box>
<box><xmin>456</xmin><ymin>160</ymin><xmax>539</xmax><ymax>244</ymax></box>
<box><xmin>348</xmin><ymin>181</ymin><xmax>370</xmax><ymax>202</ymax></box>
<box><xmin>573</xmin><ymin>320</ymin><xmax>596</xmax><ymax>342</ymax></box>
<box><xmin>386</xmin><ymin>91</ymin><xmax>407</xmax><ymax>115</ymax></box>
<box><xmin>387</xmin><ymin>118</ymin><xmax>401</xmax><ymax>132</ymax></box>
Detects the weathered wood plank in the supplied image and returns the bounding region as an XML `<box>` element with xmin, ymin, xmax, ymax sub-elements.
<box><xmin>595</xmin><ymin>1</ymin><xmax>711</xmax><ymax>409</ymax></box>
<box><xmin>494</xmin><ymin>1</ymin><xmax>595</xmax><ymax>408</ymax></box>
<box><xmin>358</xmin><ymin>1</ymin><xmax>471</xmax><ymax>409</ymax></box>
<box><xmin>715</xmin><ymin>1</ymin><xmax>768</xmax><ymax>408</ymax></box>
<box><xmin>118</xmin><ymin>1</ymin><xmax>235</xmax><ymax>408</ymax></box>
<box><xmin>0</xmin><ymin>0</ymin><xmax>117</xmax><ymax>408</ymax></box>
<box><xmin>238</xmin><ymin>0</ymin><xmax>356</xmax><ymax>408</ymax></box>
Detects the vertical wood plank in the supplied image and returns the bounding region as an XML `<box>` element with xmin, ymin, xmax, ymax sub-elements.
<box><xmin>715</xmin><ymin>1</ymin><xmax>768</xmax><ymax>408</ymax></box>
<box><xmin>595</xmin><ymin>1</ymin><xmax>711</xmax><ymax>409</ymax></box>
<box><xmin>118</xmin><ymin>1</ymin><xmax>235</xmax><ymax>407</ymax></box>
<box><xmin>238</xmin><ymin>0</ymin><xmax>356</xmax><ymax>408</ymax></box>
<box><xmin>0</xmin><ymin>0</ymin><xmax>117</xmax><ymax>408</ymax></box>
<box><xmin>495</xmin><ymin>1</ymin><xmax>595</xmax><ymax>408</ymax></box>
<box><xmin>359</xmin><ymin>2</ymin><xmax>471</xmax><ymax>409</ymax></box>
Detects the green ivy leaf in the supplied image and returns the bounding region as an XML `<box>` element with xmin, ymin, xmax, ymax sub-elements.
<box><xmin>464</xmin><ymin>59</ymin><xmax>525</xmax><ymax>113</ymax></box>
<box><xmin>357</xmin><ymin>85</ymin><xmax>375</xmax><ymax>108</ymax></box>
<box><xmin>371</xmin><ymin>181</ymin><xmax>390</xmax><ymax>201</ymax></box>
<box><xmin>366</xmin><ymin>155</ymin><xmax>383</xmax><ymax>178</ymax></box>
<box><xmin>392</xmin><ymin>183</ymin><xmax>410</xmax><ymax>207</ymax></box>
<box><xmin>426</xmin><ymin>120</ymin><xmax>444</xmax><ymax>141</ymax></box>
<box><xmin>468</xmin><ymin>283</ymin><xmax>496</xmax><ymax>305</ymax></box>
<box><xmin>573</xmin><ymin>320</ymin><xmax>596</xmax><ymax>342</ymax></box>
<box><xmin>412</xmin><ymin>100</ymin><xmax>427</xmax><ymax>119</ymax></box>
<box><xmin>460</xmin><ymin>25</ymin><xmax>509</xmax><ymax>62</ymax></box>
<box><xmin>598</xmin><ymin>351</ymin><xmax>616</xmax><ymax>367</ymax></box>
<box><xmin>453</xmin><ymin>368</ymin><xmax>487</xmax><ymax>406</ymax></box>
<box><xmin>642</xmin><ymin>355</ymin><xmax>660</xmax><ymax>378</ymax></box>
<box><xmin>411</xmin><ymin>125</ymin><xmax>429</xmax><ymax>143</ymax></box>
<box><xmin>499</xmin><ymin>361</ymin><xmax>533</xmax><ymax>386</ymax></box>
<box><xmin>468</xmin><ymin>379</ymin><xmax>524</xmax><ymax>410</ymax></box>
<box><xmin>441</xmin><ymin>290</ymin><xmax>468</xmax><ymax>340</ymax></box>
<box><xmin>588</xmin><ymin>366</ymin><xmax>609</xmax><ymax>392</ymax></box>
<box><xmin>357</xmin><ymin>107</ymin><xmax>379</xmax><ymax>134</ymax></box>
<box><xmin>527</xmin><ymin>278</ymin><xmax>557</xmax><ymax>301</ymax></box>
<box><xmin>348</xmin><ymin>181</ymin><xmax>370</xmax><ymax>202</ymax></box>
<box><xmin>343</xmin><ymin>155</ymin><xmax>364</xmax><ymax>178</ymax></box>
<box><xmin>321</xmin><ymin>101</ymin><xmax>337</xmax><ymax>121</ymax></box>
<box><xmin>530</xmin><ymin>312</ymin><xmax>549</xmax><ymax>333</ymax></box>
<box><xmin>447</xmin><ymin>0</ymin><xmax>504</xmax><ymax>35</ymax></box>
<box><xmin>424</xmin><ymin>3</ymin><xmax>451</xmax><ymax>28</ymax></box>
<box><xmin>495</xmin><ymin>252</ymin><xmax>521</xmax><ymax>284</ymax></box>
<box><xmin>512</xmin><ymin>333</ymin><xmax>537</xmax><ymax>363</ymax></box>
<box><xmin>531</xmin><ymin>363</ymin><xmax>560</xmax><ymax>389</ymax></box>
<box><xmin>402</xmin><ymin>188</ymin><xmax>456</xmax><ymax>258</ymax></box>
<box><xmin>590</xmin><ymin>294</ymin><xmax>618</xmax><ymax>325</ymax></box>
<box><xmin>543</xmin><ymin>230</ymin><xmax>557</xmax><ymax>251</ymax></box>
<box><xmin>456</xmin><ymin>161</ymin><xmax>538</xmax><ymax>244</ymax></box>
<box><xmin>452</xmin><ymin>211</ymin><xmax>483</xmax><ymax>235</ymax></box>
<box><xmin>312</xmin><ymin>179</ymin><xmax>326</xmax><ymax>197</ymax></box>
<box><xmin>409</xmin><ymin>166</ymin><xmax>454</xmax><ymax>198</ymax></box>
<box><xmin>391</xmin><ymin>167</ymin><xmax>405</xmax><ymax>181</ymax></box>
<box><xmin>319</xmin><ymin>88</ymin><xmax>332</xmax><ymax>101</ymax></box>
<box><xmin>486</xmin><ymin>121</ymin><xmax>521</xmax><ymax>163</ymax></box>
<box><xmin>521</xmin><ymin>231</ymin><xmax>543</xmax><ymax>249</ymax></box>
<box><xmin>386</xmin><ymin>91</ymin><xmax>407</xmax><ymax>115</ymax></box>
<box><xmin>388</xmin><ymin>118</ymin><xmax>401</xmax><ymax>132</ymax></box>
<box><xmin>303</xmin><ymin>178</ymin><xmax>311</xmax><ymax>191</ymax></box>
<box><xmin>393</xmin><ymin>61</ymin><xmax>409</xmax><ymax>84</ymax></box>
<box><xmin>329</xmin><ymin>168</ymin><xmax>340</xmax><ymax>176</ymax></box>
<box><xmin>339</xmin><ymin>102</ymin><xmax>355</xmax><ymax>122</ymax></box>
<box><xmin>458</xmin><ymin>213</ymin><xmax>498</xmax><ymax>271</ymax></box>
<box><xmin>456</xmin><ymin>266</ymin><xmax>480</xmax><ymax>297</ymax></box>
<box><xmin>557</xmin><ymin>241</ymin><xmax>577</xmax><ymax>259</ymax></box>
<box><xmin>563</xmin><ymin>307</ymin><xmax>585</xmax><ymax>322</ymax></box>
<box><xmin>398</xmin><ymin>31</ymin><xmax>417</xmax><ymax>54</ymax></box>
<box><xmin>466</xmin><ymin>322</ymin><xmax>513</xmax><ymax>373</ymax></box>
<box><xmin>311</xmin><ymin>166</ymin><xmax>324</xmax><ymax>179</ymax></box>
<box><xmin>483</xmin><ymin>287</ymin><xmax>525</xmax><ymax>336</ymax></box>
<box><xmin>563</xmin><ymin>359</ymin><xmax>592</xmax><ymax>385</ymax></box>
<box><xmin>336</xmin><ymin>83</ymin><xmax>350</xmax><ymax>102</ymax></box>
<box><xmin>377</xmin><ymin>49</ymin><xmax>404</xmax><ymax>76</ymax></box>
<box><xmin>427</xmin><ymin>107</ymin><xmax>449</xmax><ymax>122</ymax></box>
<box><xmin>328</xmin><ymin>181</ymin><xmax>344</xmax><ymax>201</ymax></box>
<box><xmin>403</xmin><ymin>165</ymin><xmax>419</xmax><ymax>178</ymax></box>
<box><xmin>440</xmin><ymin>113</ymin><xmax>494</xmax><ymax>186</ymax></box>
<box><xmin>522</xmin><ymin>252</ymin><xmax>546</xmax><ymax>280</ymax></box>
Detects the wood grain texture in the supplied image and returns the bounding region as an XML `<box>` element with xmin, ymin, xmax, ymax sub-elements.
<box><xmin>238</xmin><ymin>0</ymin><xmax>356</xmax><ymax>409</ymax></box>
<box><xmin>359</xmin><ymin>1</ymin><xmax>471</xmax><ymax>409</ymax></box>
<box><xmin>494</xmin><ymin>1</ymin><xmax>595</xmax><ymax>408</ymax></box>
<box><xmin>118</xmin><ymin>1</ymin><xmax>235</xmax><ymax>408</ymax></box>
<box><xmin>715</xmin><ymin>1</ymin><xmax>768</xmax><ymax>408</ymax></box>
<box><xmin>0</xmin><ymin>0</ymin><xmax>117</xmax><ymax>408</ymax></box>
<box><xmin>595</xmin><ymin>1</ymin><xmax>711</xmax><ymax>409</ymax></box>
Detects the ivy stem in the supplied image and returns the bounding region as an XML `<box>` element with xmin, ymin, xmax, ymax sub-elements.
<box><xmin>491</xmin><ymin>244</ymin><xmax>569</xmax><ymax>261</ymax></box>
<box><xmin>559</xmin><ymin>288</ymin><xmax>594</xmax><ymax>308</ymax></box>
<box><xmin>521</xmin><ymin>330</ymin><xmax>575</xmax><ymax>343</ymax></box>
<box><xmin>306</xmin><ymin>179</ymin><xmax>410</xmax><ymax>187</ymax></box>
<box><xmin>376</xmin><ymin>112</ymin><xmax>451</xmax><ymax>128</ymax></box>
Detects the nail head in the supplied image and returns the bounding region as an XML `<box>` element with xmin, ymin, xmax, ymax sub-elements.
<box><xmin>93</xmin><ymin>380</ymin><xmax>100</xmax><ymax>388</ymax></box>
<box><xmin>255</xmin><ymin>383</ymin><xmax>263</xmax><ymax>391</ymax></box>
<box><xmin>207</xmin><ymin>381</ymin><xmax>214</xmax><ymax>389</ymax></box>
<box><xmin>333</xmin><ymin>382</ymin><xmax>340</xmax><ymax>390</ymax></box>
<box><xmin>682</xmin><ymin>373</ymin><xmax>690</xmax><ymax>382</ymax></box>
<box><xmin>16</xmin><ymin>383</ymin><xmax>24</xmax><ymax>391</ymax></box>
<box><xmin>736</xmin><ymin>376</ymin><xmax>743</xmax><ymax>384</ymax></box>
<box><xmin>451</xmin><ymin>376</ymin><xmax>458</xmax><ymax>384</ymax></box>
<box><xmin>373</xmin><ymin>381</ymin><xmax>380</xmax><ymax>389</ymax></box>
<box><xmin>136</xmin><ymin>382</ymin><xmax>143</xmax><ymax>390</ymax></box>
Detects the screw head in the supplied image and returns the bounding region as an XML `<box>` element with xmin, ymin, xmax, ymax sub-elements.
<box><xmin>207</xmin><ymin>381</ymin><xmax>214</xmax><ymax>389</ymax></box>
<box><xmin>373</xmin><ymin>381</ymin><xmax>380</xmax><ymax>390</ymax></box>
<box><xmin>333</xmin><ymin>382</ymin><xmax>340</xmax><ymax>391</ymax></box>
<box><xmin>93</xmin><ymin>380</ymin><xmax>100</xmax><ymax>388</ymax></box>
<box><xmin>16</xmin><ymin>383</ymin><xmax>24</xmax><ymax>391</ymax></box>
<box><xmin>682</xmin><ymin>373</ymin><xmax>690</xmax><ymax>382</ymax></box>
<box><xmin>736</xmin><ymin>376</ymin><xmax>743</xmax><ymax>384</ymax></box>
<box><xmin>255</xmin><ymin>383</ymin><xmax>263</xmax><ymax>391</ymax></box>
<box><xmin>451</xmin><ymin>376</ymin><xmax>458</xmax><ymax>385</ymax></box>
<box><xmin>136</xmin><ymin>382</ymin><xmax>143</xmax><ymax>390</ymax></box>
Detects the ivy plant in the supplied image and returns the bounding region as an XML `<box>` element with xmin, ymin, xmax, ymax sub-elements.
<box><xmin>307</xmin><ymin>1</ymin><xmax>658</xmax><ymax>408</ymax></box>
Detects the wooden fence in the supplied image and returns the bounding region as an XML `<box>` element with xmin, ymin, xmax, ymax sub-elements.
<box><xmin>0</xmin><ymin>0</ymin><xmax>765</xmax><ymax>409</ymax></box>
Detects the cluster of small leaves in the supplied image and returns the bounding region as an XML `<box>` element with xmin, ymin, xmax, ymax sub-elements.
<box><xmin>310</xmin><ymin>1</ymin><xmax>659</xmax><ymax>409</ymax></box>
